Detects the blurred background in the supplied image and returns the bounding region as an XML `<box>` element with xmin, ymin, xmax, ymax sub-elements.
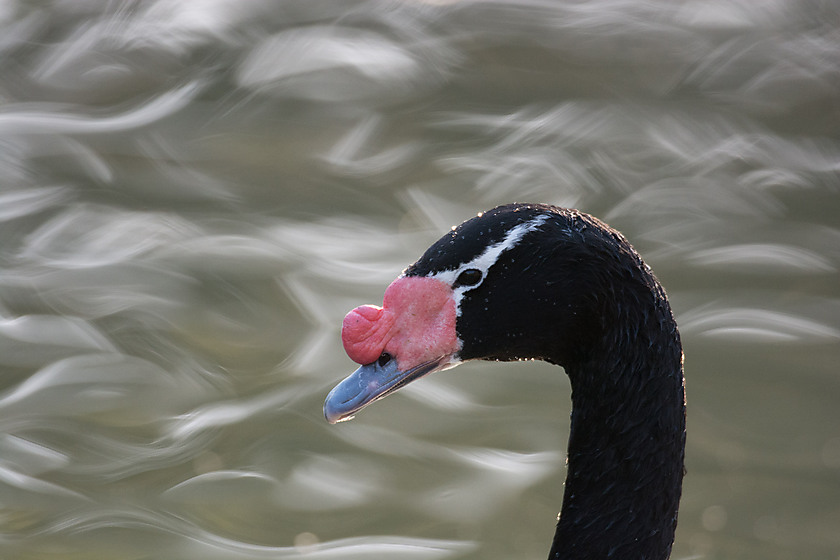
<box><xmin>1</xmin><ymin>1</ymin><xmax>839</xmax><ymax>559</ymax></box>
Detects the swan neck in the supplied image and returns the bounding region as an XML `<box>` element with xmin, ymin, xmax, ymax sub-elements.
<box><xmin>550</xmin><ymin>305</ymin><xmax>686</xmax><ymax>560</ymax></box>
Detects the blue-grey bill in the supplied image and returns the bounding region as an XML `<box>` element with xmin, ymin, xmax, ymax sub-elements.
<box><xmin>324</xmin><ymin>356</ymin><xmax>453</xmax><ymax>424</ymax></box>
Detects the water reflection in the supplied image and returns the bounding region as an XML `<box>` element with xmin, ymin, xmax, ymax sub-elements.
<box><xmin>680</xmin><ymin>306</ymin><xmax>840</xmax><ymax>344</ymax></box>
<box><xmin>0</xmin><ymin>1</ymin><xmax>838</xmax><ymax>559</ymax></box>
<box><xmin>237</xmin><ymin>26</ymin><xmax>449</xmax><ymax>103</ymax></box>
<box><xmin>689</xmin><ymin>244</ymin><xmax>836</xmax><ymax>274</ymax></box>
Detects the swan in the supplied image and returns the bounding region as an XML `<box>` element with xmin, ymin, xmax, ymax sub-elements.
<box><xmin>325</xmin><ymin>203</ymin><xmax>685</xmax><ymax>559</ymax></box>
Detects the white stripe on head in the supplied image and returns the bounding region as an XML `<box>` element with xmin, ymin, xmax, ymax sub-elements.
<box><xmin>429</xmin><ymin>213</ymin><xmax>550</xmax><ymax>315</ymax></box>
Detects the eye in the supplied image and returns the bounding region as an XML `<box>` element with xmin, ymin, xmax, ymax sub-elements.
<box><xmin>454</xmin><ymin>268</ymin><xmax>483</xmax><ymax>288</ymax></box>
<box><xmin>377</xmin><ymin>352</ymin><xmax>392</xmax><ymax>367</ymax></box>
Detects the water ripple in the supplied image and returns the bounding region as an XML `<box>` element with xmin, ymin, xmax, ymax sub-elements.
<box><xmin>6</xmin><ymin>505</ymin><xmax>475</xmax><ymax>559</ymax></box>
<box><xmin>679</xmin><ymin>306</ymin><xmax>840</xmax><ymax>344</ymax></box>
<box><xmin>688</xmin><ymin>243</ymin><xmax>836</xmax><ymax>274</ymax></box>
<box><xmin>0</xmin><ymin>81</ymin><xmax>202</xmax><ymax>135</ymax></box>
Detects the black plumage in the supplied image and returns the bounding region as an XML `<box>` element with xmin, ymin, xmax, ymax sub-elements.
<box><xmin>328</xmin><ymin>203</ymin><xmax>686</xmax><ymax>559</ymax></box>
<box><xmin>409</xmin><ymin>204</ymin><xmax>685</xmax><ymax>559</ymax></box>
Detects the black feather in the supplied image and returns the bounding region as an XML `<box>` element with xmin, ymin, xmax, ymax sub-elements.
<box><xmin>406</xmin><ymin>203</ymin><xmax>685</xmax><ymax>560</ymax></box>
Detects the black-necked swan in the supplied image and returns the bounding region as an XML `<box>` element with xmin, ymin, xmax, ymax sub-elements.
<box><xmin>325</xmin><ymin>203</ymin><xmax>685</xmax><ymax>560</ymax></box>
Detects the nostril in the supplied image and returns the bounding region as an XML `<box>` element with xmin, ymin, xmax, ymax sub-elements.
<box><xmin>377</xmin><ymin>352</ymin><xmax>392</xmax><ymax>367</ymax></box>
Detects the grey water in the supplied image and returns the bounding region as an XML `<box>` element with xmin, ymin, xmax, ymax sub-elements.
<box><xmin>0</xmin><ymin>2</ymin><xmax>838</xmax><ymax>559</ymax></box>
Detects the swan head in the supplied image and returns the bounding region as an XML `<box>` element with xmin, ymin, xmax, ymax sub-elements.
<box><xmin>324</xmin><ymin>203</ymin><xmax>634</xmax><ymax>422</ymax></box>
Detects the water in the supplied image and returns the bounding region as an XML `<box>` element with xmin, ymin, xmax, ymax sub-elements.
<box><xmin>0</xmin><ymin>1</ymin><xmax>838</xmax><ymax>559</ymax></box>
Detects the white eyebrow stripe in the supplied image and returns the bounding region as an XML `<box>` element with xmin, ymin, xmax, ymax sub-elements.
<box><xmin>430</xmin><ymin>213</ymin><xmax>550</xmax><ymax>314</ymax></box>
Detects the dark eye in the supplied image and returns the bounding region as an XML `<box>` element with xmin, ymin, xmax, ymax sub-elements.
<box><xmin>454</xmin><ymin>268</ymin><xmax>483</xmax><ymax>288</ymax></box>
<box><xmin>377</xmin><ymin>353</ymin><xmax>392</xmax><ymax>367</ymax></box>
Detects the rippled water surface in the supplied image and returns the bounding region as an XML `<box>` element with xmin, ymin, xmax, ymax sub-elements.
<box><xmin>1</xmin><ymin>2</ymin><xmax>839</xmax><ymax>559</ymax></box>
